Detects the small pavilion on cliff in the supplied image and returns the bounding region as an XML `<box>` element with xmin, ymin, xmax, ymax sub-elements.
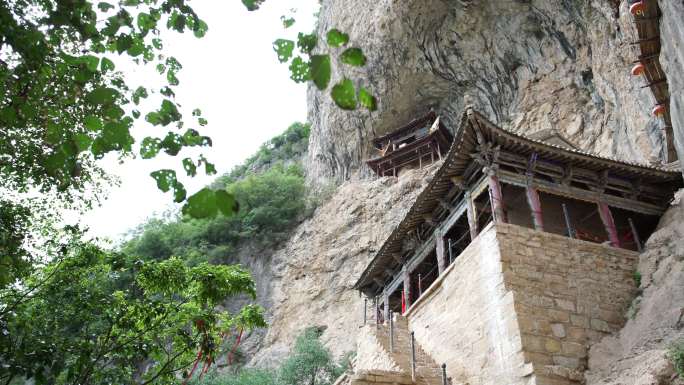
<box><xmin>366</xmin><ymin>111</ymin><xmax>453</xmax><ymax>177</ymax></box>
<box><xmin>357</xmin><ymin>108</ymin><xmax>682</xmax><ymax>319</ymax></box>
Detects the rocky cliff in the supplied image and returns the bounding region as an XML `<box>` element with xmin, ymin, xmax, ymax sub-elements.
<box><xmin>306</xmin><ymin>0</ymin><xmax>679</xmax><ymax>185</ymax></box>
<box><xmin>243</xmin><ymin>0</ymin><xmax>684</xmax><ymax>382</ymax></box>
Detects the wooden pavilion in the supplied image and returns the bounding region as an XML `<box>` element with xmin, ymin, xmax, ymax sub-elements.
<box><xmin>356</xmin><ymin>108</ymin><xmax>682</xmax><ymax>317</ymax></box>
<box><xmin>366</xmin><ymin>112</ymin><xmax>453</xmax><ymax>177</ymax></box>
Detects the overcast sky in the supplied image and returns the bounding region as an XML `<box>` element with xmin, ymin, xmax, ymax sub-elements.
<box><xmin>78</xmin><ymin>0</ymin><xmax>318</xmax><ymax>240</ymax></box>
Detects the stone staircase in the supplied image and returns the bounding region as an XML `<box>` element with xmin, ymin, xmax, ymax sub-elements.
<box><xmin>348</xmin><ymin>314</ymin><xmax>447</xmax><ymax>385</ymax></box>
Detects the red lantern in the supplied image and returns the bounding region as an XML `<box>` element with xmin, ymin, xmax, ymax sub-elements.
<box><xmin>652</xmin><ymin>104</ymin><xmax>666</xmax><ymax>117</ymax></box>
<box><xmin>630</xmin><ymin>1</ymin><xmax>645</xmax><ymax>16</ymax></box>
<box><xmin>631</xmin><ymin>63</ymin><xmax>645</xmax><ymax>76</ymax></box>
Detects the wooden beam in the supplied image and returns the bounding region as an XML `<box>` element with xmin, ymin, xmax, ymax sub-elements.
<box><xmin>525</xmin><ymin>186</ymin><xmax>544</xmax><ymax>231</ymax></box>
<box><xmin>488</xmin><ymin>172</ymin><xmax>506</xmax><ymax>223</ymax></box>
<box><xmin>450</xmin><ymin>176</ymin><xmax>465</xmax><ymax>188</ymax></box>
<box><xmin>465</xmin><ymin>190</ymin><xmax>479</xmax><ymax>239</ymax></box>
<box><xmin>435</xmin><ymin>229</ymin><xmax>446</xmax><ymax>275</ymax></box>
<box><xmin>498</xmin><ymin>169</ymin><xmax>665</xmax><ymax>216</ymax></box>
<box><xmin>403</xmin><ymin>268</ymin><xmax>412</xmax><ymax>312</ymax></box>
<box><xmin>391</xmin><ymin>253</ymin><xmax>403</xmax><ymax>264</ymax></box>
<box><xmin>598</xmin><ymin>201</ymin><xmax>621</xmax><ymax>248</ymax></box>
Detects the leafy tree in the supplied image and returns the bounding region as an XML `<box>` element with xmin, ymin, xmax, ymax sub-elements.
<box><xmin>0</xmin><ymin>0</ymin><xmax>224</xmax><ymax>214</ymax></box>
<box><xmin>0</xmin><ymin>242</ymin><xmax>266</xmax><ymax>385</ymax></box>
<box><xmin>278</xmin><ymin>328</ymin><xmax>349</xmax><ymax>385</ymax></box>
<box><xmin>191</xmin><ymin>328</ymin><xmax>353</xmax><ymax>385</ymax></box>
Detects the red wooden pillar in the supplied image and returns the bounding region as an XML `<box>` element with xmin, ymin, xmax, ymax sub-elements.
<box><xmin>435</xmin><ymin>230</ymin><xmax>446</xmax><ymax>275</ymax></box>
<box><xmin>525</xmin><ymin>186</ymin><xmax>544</xmax><ymax>231</ymax></box>
<box><xmin>465</xmin><ymin>190</ymin><xmax>479</xmax><ymax>239</ymax></box>
<box><xmin>488</xmin><ymin>173</ymin><xmax>506</xmax><ymax>223</ymax></box>
<box><xmin>597</xmin><ymin>202</ymin><xmax>620</xmax><ymax>248</ymax></box>
<box><xmin>403</xmin><ymin>269</ymin><xmax>412</xmax><ymax>312</ymax></box>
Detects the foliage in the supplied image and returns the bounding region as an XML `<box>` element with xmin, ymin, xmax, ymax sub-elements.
<box><xmin>193</xmin><ymin>328</ymin><xmax>353</xmax><ymax>385</ymax></box>
<box><xmin>212</xmin><ymin>122</ymin><xmax>310</xmax><ymax>187</ymax></box>
<box><xmin>0</xmin><ymin>243</ymin><xmax>265</xmax><ymax>385</ymax></box>
<box><xmin>0</xmin><ymin>0</ymin><xmax>234</xmax><ymax>217</ymax></box>
<box><xmin>191</xmin><ymin>369</ymin><xmax>278</xmax><ymax>385</ymax></box>
<box><xmin>633</xmin><ymin>270</ymin><xmax>642</xmax><ymax>287</ymax></box>
<box><xmin>669</xmin><ymin>339</ymin><xmax>684</xmax><ymax>378</ymax></box>
<box><xmin>0</xmin><ymin>201</ymin><xmax>32</xmax><ymax>288</ymax></box>
<box><xmin>124</xmin><ymin>163</ymin><xmax>307</xmax><ymax>264</ymax></box>
<box><xmin>279</xmin><ymin>328</ymin><xmax>348</xmax><ymax>385</ymax></box>
<box><xmin>272</xmin><ymin>22</ymin><xmax>376</xmax><ymax>111</ymax></box>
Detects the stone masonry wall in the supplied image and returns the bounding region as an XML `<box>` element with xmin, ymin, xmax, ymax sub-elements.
<box><xmin>405</xmin><ymin>222</ymin><xmax>638</xmax><ymax>385</ymax></box>
<box><xmin>496</xmin><ymin>223</ymin><xmax>639</xmax><ymax>385</ymax></box>
<box><xmin>355</xmin><ymin>324</ymin><xmax>401</xmax><ymax>373</ymax></box>
<box><xmin>407</xmin><ymin>224</ymin><xmax>530</xmax><ymax>385</ymax></box>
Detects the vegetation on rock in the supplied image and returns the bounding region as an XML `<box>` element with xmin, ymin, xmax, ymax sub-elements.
<box><xmin>124</xmin><ymin>122</ymin><xmax>312</xmax><ymax>264</ymax></box>
<box><xmin>192</xmin><ymin>328</ymin><xmax>353</xmax><ymax>385</ymax></box>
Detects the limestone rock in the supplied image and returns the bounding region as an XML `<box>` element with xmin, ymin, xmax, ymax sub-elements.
<box><xmin>306</xmin><ymin>0</ymin><xmax>673</xmax><ymax>186</ymax></box>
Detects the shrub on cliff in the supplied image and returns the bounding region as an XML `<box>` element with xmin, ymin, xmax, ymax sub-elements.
<box><xmin>192</xmin><ymin>328</ymin><xmax>352</xmax><ymax>385</ymax></box>
<box><xmin>669</xmin><ymin>339</ymin><xmax>684</xmax><ymax>377</ymax></box>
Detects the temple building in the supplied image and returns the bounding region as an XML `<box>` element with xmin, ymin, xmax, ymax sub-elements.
<box><xmin>366</xmin><ymin>111</ymin><xmax>453</xmax><ymax>177</ymax></box>
<box><xmin>347</xmin><ymin>108</ymin><xmax>682</xmax><ymax>385</ymax></box>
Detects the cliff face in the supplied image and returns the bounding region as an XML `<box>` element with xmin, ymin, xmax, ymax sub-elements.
<box><xmin>660</xmin><ymin>0</ymin><xmax>684</xmax><ymax>175</ymax></box>
<box><xmin>306</xmin><ymin>0</ymin><xmax>675</xmax><ymax>184</ymax></box>
<box><xmin>249</xmin><ymin>165</ymin><xmax>439</xmax><ymax>366</ymax></box>
<box><xmin>243</xmin><ymin>0</ymin><xmax>684</xmax><ymax>379</ymax></box>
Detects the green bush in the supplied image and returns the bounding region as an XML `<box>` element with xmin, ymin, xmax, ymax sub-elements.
<box><xmin>123</xmin><ymin>123</ymin><xmax>312</xmax><ymax>264</ymax></box>
<box><xmin>192</xmin><ymin>328</ymin><xmax>353</xmax><ymax>385</ymax></box>
<box><xmin>668</xmin><ymin>339</ymin><xmax>684</xmax><ymax>377</ymax></box>
<box><xmin>191</xmin><ymin>369</ymin><xmax>278</xmax><ymax>385</ymax></box>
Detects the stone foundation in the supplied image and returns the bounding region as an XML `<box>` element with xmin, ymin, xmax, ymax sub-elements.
<box><xmin>405</xmin><ymin>222</ymin><xmax>638</xmax><ymax>385</ymax></box>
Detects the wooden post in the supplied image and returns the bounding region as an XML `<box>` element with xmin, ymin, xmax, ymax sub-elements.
<box><xmin>628</xmin><ymin>217</ymin><xmax>643</xmax><ymax>252</ymax></box>
<box><xmin>435</xmin><ymin>230</ymin><xmax>446</xmax><ymax>275</ymax></box>
<box><xmin>488</xmin><ymin>172</ymin><xmax>506</xmax><ymax>223</ymax></box>
<box><xmin>403</xmin><ymin>268</ymin><xmax>412</xmax><ymax>312</ymax></box>
<box><xmin>597</xmin><ymin>202</ymin><xmax>620</xmax><ymax>248</ymax></box>
<box><xmin>525</xmin><ymin>186</ymin><xmax>544</xmax><ymax>231</ymax></box>
<box><xmin>465</xmin><ymin>190</ymin><xmax>479</xmax><ymax>239</ymax></box>
<box><xmin>363</xmin><ymin>298</ymin><xmax>367</xmax><ymax>325</ymax></box>
<box><xmin>383</xmin><ymin>293</ymin><xmax>390</xmax><ymax>324</ymax></box>
<box><xmin>562</xmin><ymin>203</ymin><xmax>575</xmax><ymax>239</ymax></box>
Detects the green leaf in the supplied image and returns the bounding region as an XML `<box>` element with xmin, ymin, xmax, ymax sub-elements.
<box><xmin>242</xmin><ymin>0</ymin><xmax>265</xmax><ymax>11</ymax></box>
<box><xmin>326</xmin><ymin>29</ymin><xmax>349</xmax><ymax>47</ymax></box>
<box><xmin>86</xmin><ymin>87</ymin><xmax>118</xmax><ymax>105</ymax></box>
<box><xmin>359</xmin><ymin>87</ymin><xmax>377</xmax><ymax>111</ymax></box>
<box><xmin>80</xmin><ymin>55</ymin><xmax>100</xmax><ymax>72</ymax></box>
<box><xmin>161</xmin><ymin>132</ymin><xmax>183</xmax><ymax>156</ymax></box>
<box><xmin>98</xmin><ymin>2</ymin><xmax>114</xmax><ymax>11</ymax></box>
<box><xmin>116</xmin><ymin>35</ymin><xmax>133</xmax><ymax>54</ymax></box>
<box><xmin>289</xmin><ymin>57</ymin><xmax>310</xmax><ymax>83</ymax></box>
<box><xmin>182</xmin><ymin>188</ymin><xmax>216</xmax><ymax>219</ymax></box>
<box><xmin>215</xmin><ymin>190</ymin><xmax>238</xmax><ymax>216</ymax></box>
<box><xmin>182</xmin><ymin>158</ymin><xmax>197</xmax><ymax>177</ymax></box>
<box><xmin>127</xmin><ymin>39</ymin><xmax>144</xmax><ymax>57</ymax></box>
<box><xmin>340</xmin><ymin>48</ymin><xmax>366</xmax><ymax>66</ymax></box>
<box><xmin>193</xmin><ymin>20</ymin><xmax>208</xmax><ymax>38</ymax></box>
<box><xmin>140</xmin><ymin>137</ymin><xmax>162</xmax><ymax>159</ymax></box>
<box><xmin>100</xmin><ymin>57</ymin><xmax>115</xmax><ymax>72</ymax></box>
<box><xmin>73</xmin><ymin>133</ymin><xmax>93</xmax><ymax>152</ymax></box>
<box><xmin>150</xmin><ymin>169</ymin><xmax>176</xmax><ymax>193</ymax></box>
<box><xmin>310</xmin><ymin>55</ymin><xmax>331</xmax><ymax>90</ymax></box>
<box><xmin>281</xmin><ymin>16</ymin><xmax>295</xmax><ymax>29</ymax></box>
<box><xmin>273</xmin><ymin>39</ymin><xmax>295</xmax><ymax>63</ymax></box>
<box><xmin>297</xmin><ymin>32</ymin><xmax>317</xmax><ymax>54</ymax></box>
<box><xmin>331</xmin><ymin>79</ymin><xmax>357</xmax><ymax>110</ymax></box>
<box><xmin>182</xmin><ymin>188</ymin><xmax>237</xmax><ymax>219</ymax></box>
<box><xmin>84</xmin><ymin>115</ymin><xmax>103</xmax><ymax>131</ymax></box>
<box><xmin>137</xmin><ymin>13</ymin><xmax>156</xmax><ymax>32</ymax></box>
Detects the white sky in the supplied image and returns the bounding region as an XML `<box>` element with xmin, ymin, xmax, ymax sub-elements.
<box><xmin>79</xmin><ymin>0</ymin><xmax>318</xmax><ymax>240</ymax></box>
